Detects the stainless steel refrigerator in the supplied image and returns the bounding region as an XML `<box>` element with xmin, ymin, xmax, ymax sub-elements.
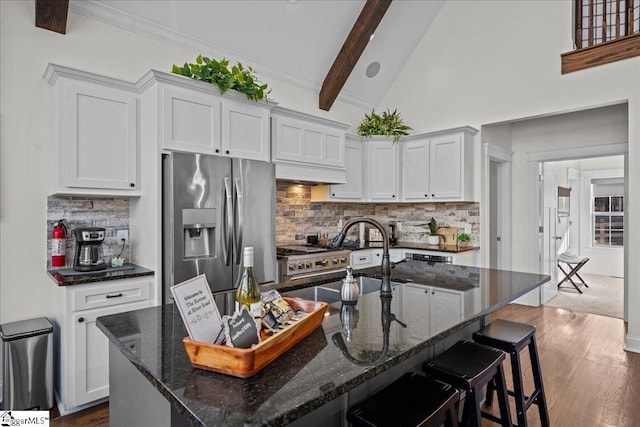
<box><xmin>162</xmin><ymin>152</ymin><xmax>276</xmax><ymax>305</ymax></box>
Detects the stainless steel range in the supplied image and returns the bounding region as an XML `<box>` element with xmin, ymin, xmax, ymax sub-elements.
<box><xmin>277</xmin><ymin>245</ymin><xmax>351</xmax><ymax>283</ymax></box>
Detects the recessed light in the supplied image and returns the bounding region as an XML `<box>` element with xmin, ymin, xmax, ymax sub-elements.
<box><xmin>365</xmin><ymin>61</ymin><xmax>381</xmax><ymax>78</ymax></box>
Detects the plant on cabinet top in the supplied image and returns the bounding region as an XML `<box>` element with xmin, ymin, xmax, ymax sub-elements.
<box><xmin>172</xmin><ymin>55</ymin><xmax>271</xmax><ymax>102</ymax></box>
<box><xmin>356</xmin><ymin>108</ymin><xmax>412</xmax><ymax>143</ymax></box>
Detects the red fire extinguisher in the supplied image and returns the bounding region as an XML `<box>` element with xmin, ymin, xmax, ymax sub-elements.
<box><xmin>51</xmin><ymin>219</ymin><xmax>67</xmax><ymax>267</ymax></box>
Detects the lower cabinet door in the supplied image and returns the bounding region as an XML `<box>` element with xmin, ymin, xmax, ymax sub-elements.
<box><xmin>429</xmin><ymin>289</ymin><xmax>463</xmax><ymax>335</ymax></box>
<box><xmin>71</xmin><ymin>301</ymin><xmax>150</xmax><ymax>407</ymax></box>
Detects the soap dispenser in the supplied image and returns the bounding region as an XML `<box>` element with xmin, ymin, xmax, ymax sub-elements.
<box><xmin>341</xmin><ymin>266</ymin><xmax>359</xmax><ymax>304</ymax></box>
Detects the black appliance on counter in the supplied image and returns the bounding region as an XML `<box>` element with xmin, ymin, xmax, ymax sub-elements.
<box><xmin>73</xmin><ymin>227</ymin><xmax>106</xmax><ymax>272</ymax></box>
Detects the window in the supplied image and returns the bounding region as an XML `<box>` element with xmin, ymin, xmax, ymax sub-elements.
<box><xmin>592</xmin><ymin>179</ymin><xmax>624</xmax><ymax>247</ymax></box>
<box><xmin>562</xmin><ymin>0</ymin><xmax>640</xmax><ymax>73</ymax></box>
<box><xmin>576</xmin><ymin>0</ymin><xmax>639</xmax><ymax>48</ymax></box>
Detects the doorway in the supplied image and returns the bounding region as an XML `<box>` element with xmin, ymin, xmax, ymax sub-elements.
<box><xmin>536</xmin><ymin>154</ymin><xmax>626</xmax><ymax>319</ymax></box>
<box><xmin>483</xmin><ymin>144</ymin><xmax>512</xmax><ymax>270</ymax></box>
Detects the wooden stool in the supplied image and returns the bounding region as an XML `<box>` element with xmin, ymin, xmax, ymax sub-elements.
<box><xmin>347</xmin><ymin>372</ymin><xmax>460</xmax><ymax>427</ymax></box>
<box><xmin>473</xmin><ymin>319</ymin><xmax>550</xmax><ymax>427</ymax></box>
<box><xmin>423</xmin><ymin>340</ymin><xmax>512</xmax><ymax>427</ymax></box>
<box><xmin>557</xmin><ymin>253</ymin><xmax>590</xmax><ymax>293</ymax></box>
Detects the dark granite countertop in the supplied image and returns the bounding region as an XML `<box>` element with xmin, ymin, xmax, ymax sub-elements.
<box><xmin>47</xmin><ymin>263</ymin><xmax>154</xmax><ymax>286</ymax></box>
<box><xmin>97</xmin><ymin>261</ymin><xmax>548</xmax><ymax>426</ymax></box>
<box><xmin>363</xmin><ymin>242</ymin><xmax>479</xmax><ymax>253</ymax></box>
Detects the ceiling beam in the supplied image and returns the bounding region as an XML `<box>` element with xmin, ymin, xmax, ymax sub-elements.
<box><xmin>35</xmin><ymin>0</ymin><xmax>69</xmax><ymax>34</ymax></box>
<box><xmin>319</xmin><ymin>0</ymin><xmax>392</xmax><ymax>111</ymax></box>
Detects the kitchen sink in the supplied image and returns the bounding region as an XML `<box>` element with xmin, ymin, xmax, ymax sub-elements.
<box><xmin>283</xmin><ymin>276</ymin><xmax>393</xmax><ymax>303</ymax></box>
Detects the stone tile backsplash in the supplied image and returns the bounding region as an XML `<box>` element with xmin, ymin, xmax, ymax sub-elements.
<box><xmin>47</xmin><ymin>196</ymin><xmax>130</xmax><ymax>269</ymax></box>
<box><xmin>46</xmin><ymin>182</ymin><xmax>479</xmax><ymax>269</ymax></box>
<box><xmin>275</xmin><ymin>181</ymin><xmax>479</xmax><ymax>246</ymax></box>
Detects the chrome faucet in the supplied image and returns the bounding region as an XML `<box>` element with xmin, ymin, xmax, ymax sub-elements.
<box><xmin>333</xmin><ymin>217</ymin><xmax>392</xmax><ymax>295</ymax></box>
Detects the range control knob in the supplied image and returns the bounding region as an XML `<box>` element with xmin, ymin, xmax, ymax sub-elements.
<box><xmin>340</xmin><ymin>256</ymin><xmax>347</xmax><ymax>263</ymax></box>
<box><xmin>306</xmin><ymin>261</ymin><xmax>312</xmax><ymax>268</ymax></box>
<box><xmin>289</xmin><ymin>264</ymin><xmax>295</xmax><ymax>271</ymax></box>
<box><xmin>297</xmin><ymin>262</ymin><xmax>304</xmax><ymax>270</ymax></box>
<box><xmin>332</xmin><ymin>257</ymin><xmax>338</xmax><ymax>264</ymax></box>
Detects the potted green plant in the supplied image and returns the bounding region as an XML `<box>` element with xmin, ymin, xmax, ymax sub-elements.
<box><xmin>427</xmin><ymin>217</ymin><xmax>440</xmax><ymax>245</ymax></box>
<box><xmin>172</xmin><ymin>55</ymin><xmax>270</xmax><ymax>102</ymax></box>
<box><xmin>457</xmin><ymin>233</ymin><xmax>471</xmax><ymax>248</ymax></box>
<box><xmin>356</xmin><ymin>108</ymin><xmax>412</xmax><ymax>143</ymax></box>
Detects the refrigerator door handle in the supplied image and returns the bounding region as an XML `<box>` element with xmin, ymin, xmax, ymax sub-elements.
<box><xmin>223</xmin><ymin>177</ymin><xmax>233</xmax><ymax>266</ymax></box>
<box><xmin>234</xmin><ymin>177</ymin><xmax>244</xmax><ymax>265</ymax></box>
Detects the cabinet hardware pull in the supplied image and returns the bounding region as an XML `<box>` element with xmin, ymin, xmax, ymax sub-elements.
<box><xmin>106</xmin><ymin>293</ymin><xmax>123</xmax><ymax>299</ymax></box>
<box><xmin>358</xmin><ymin>257</ymin><xmax>367</xmax><ymax>261</ymax></box>
<box><xmin>215</xmin><ymin>149</ymin><xmax>220</xmax><ymax>153</ymax></box>
<box><xmin>130</xmin><ymin>183</ymin><xmax>135</xmax><ymax>187</ymax></box>
<box><xmin>225</xmin><ymin>150</ymin><xmax>230</xmax><ymax>155</ymax></box>
<box><xmin>78</xmin><ymin>317</ymin><xmax>84</xmax><ymax>323</ymax></box>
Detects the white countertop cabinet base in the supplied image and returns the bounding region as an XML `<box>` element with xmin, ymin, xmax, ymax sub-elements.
<box><xmin>53</xmin><ymin>278</ymin><xmax>154</xmax><ymax>415</ymax></box>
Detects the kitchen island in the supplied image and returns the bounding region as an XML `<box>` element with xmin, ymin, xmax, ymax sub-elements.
<box><xmin>97</xmin><ymin>260</ymin><xmax>549</xmax><ymax>426</ymax></box>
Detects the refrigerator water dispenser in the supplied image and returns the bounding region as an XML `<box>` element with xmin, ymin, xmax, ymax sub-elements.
<box><xmin>183</xmin><ymin>208</ymin><xmax>216</xmax><ymax>259</ymax></box>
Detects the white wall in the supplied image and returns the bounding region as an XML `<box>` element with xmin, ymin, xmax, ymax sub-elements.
<box><xmin>380</xmin><ymin>0</ymin><xmax>640</xmax><ymax>350</ymax></box>
<box><xmin>0</xmin><ymin>1</ymin><xmax>366</xmax><ymax>323</ymax></box>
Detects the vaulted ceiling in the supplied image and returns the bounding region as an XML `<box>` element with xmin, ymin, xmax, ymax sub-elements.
<box><xmin>66</xmin><ymin>0</ymin><xmax>444</xmax><ymax>110</ymax></box>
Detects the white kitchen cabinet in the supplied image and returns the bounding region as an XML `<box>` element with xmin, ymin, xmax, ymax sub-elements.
<box><xmin>429</xmin><ymin>288</ymin><xmax>463</xmax><ymax>335</ymax></box>
<box><xmin>160</xmin><ymin>79</ymin><xmax>271</xmax><ymax>161</ymax></box>
<box><xmin>350</xmin><ymin>250</ymin><xmax>373</xmax><ymax>269</ymax></box>
<box><xmin>402</xmin><ymin>127</ymin><xmax>477</xmax><ymax>202</ymax></box>
<box><xmin>368</xmin><ymin>137</ymin><xmax>400</xmax><ymax>201</ymax></box>
<box><xmin>311</xmin><ymin>136</ymin><xmax>363</xmax><ymax>201</ymax></box>
<box><xmin>350</xmin><ymin>248</ymin><xmax>404</xmax><ymax>269</ymax></box>
<box><xmin>400</xmin><ymin>283</ymin><xmax>431</xmax><ymax>344</ymax></box>
<box><xmin>53</xmin><ymin>277</ymin><xmax>154</xmax><ymax>414</ymax></box>
<box><xmin>271</xmin><ymin>106</ymin><xmax>350</xmax><ymax>183</ymax></box>
<box><xmin>45</xmin><ymin>64</ymin><xmax>139</xmax><ymax>196</ymax></box>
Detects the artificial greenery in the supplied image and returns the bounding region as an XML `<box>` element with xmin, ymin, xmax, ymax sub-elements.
<box><xmin>428</xmin><ymin>217</ymin><xmax>439</xmax><ymax>236</ymax></box>
<box><xmin>172</xmin><ymin>55</ymin><xmax>270</xmax><ymax>102</ymax></box>
<box><xmin>356</xmin><ymin>108</ymin><xmax>412</xmax><ymax>143</ymax></box>
<box><xmin>457</xmin><ymin>233</ymin><xmax>471</xmax><ymax>242</ymax></box>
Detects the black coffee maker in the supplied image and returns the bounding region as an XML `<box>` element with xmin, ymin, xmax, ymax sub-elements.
<box><xmin>73</xmin><ymin>227</ymin><xmax>107</xmax><ymax>272</ymax></box>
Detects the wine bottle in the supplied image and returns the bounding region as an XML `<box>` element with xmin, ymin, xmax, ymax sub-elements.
<box><xmin>235</xmin><ymin>247</ymin><xmax>262</xmax><ymax>318</ymax></box>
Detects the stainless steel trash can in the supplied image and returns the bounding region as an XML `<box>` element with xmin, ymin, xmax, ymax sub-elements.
<box><xmin>0</xmin><ymin>317</ymin><xmax>53</xmax><ymax>410</ymax></box>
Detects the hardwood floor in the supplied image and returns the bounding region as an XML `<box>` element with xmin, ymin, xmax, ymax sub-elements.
<box><xmin>49</xmin><ymin>304</ymin><xmax>640</xmax><ymax>426</ymax></box>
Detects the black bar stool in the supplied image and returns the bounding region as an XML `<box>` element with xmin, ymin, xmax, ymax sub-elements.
<box><xmin>347</xmin><ymin>372</ymin><xmax>460</xmax><ymax>427</ymax></box>
<box><xmin>473</xmin><ymin>319</ymin><xmax>550</xmax><ymax>427</ymax></box>
<box><xmin>423</xmin><ymin>340</ymin><xmax>512</xmax><ymax>427</ymax></box>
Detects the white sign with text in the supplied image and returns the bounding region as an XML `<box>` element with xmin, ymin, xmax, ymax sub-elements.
<box><xmin>170</xmin><ymin>275</ymin><xmax>224</xmax><ymax>344</ymax></box>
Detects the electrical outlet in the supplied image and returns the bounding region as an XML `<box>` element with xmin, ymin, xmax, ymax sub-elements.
<box><xmin>295</xmin><ymin>234</ymin><xmax>305</xmax><ymax>240</ymax></box>
<box><xmin>117</xmin><ymin>229</ymin><xmax>129</xmax><ymax>244</ymax></box>
<box><xmin>464</xmin><ymin>224</ymin><xmax>471</xmax><ymax>234</ymax></box>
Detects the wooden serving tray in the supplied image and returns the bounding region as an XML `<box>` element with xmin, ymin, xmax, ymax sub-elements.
<box><xmin>183</xmin><ymin>297</ymin><xmax>328</xmax><ymax>378</ymax></box>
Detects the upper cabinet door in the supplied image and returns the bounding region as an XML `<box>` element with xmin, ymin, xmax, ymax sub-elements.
<box><xmin>328</xmin><ymin>137</ymin><xmax>364</xmax><ymax>199</ymax></box>
<box><xmin>369</xmin><ymin>138</ymin><xmax>399</xmax><ymax>200</ymax></box>
<box><xmin>401</xmin><ymin>137</ymin><xmax>430</xmax><ymax>200</ymax></box>
<box><xmin>161</xmin><ymin>85</ymin><xmax>221</xmax><ymax>155</ymax></box>
<box><xmin>64</xmin><ymin>81</ymin><xmax>138</xmax><ymax>192</ymax></box>
<box><xmin>272</xmin><ymin>113</ymin><xmax>345</xmax><ymax>167</ymax></box>
<box><xmin>222</xmin><ymin>98</ymin><xmax>270</xmax><ymax>162</ymax></box>
<box><xmin>429</xmin><ymin>134</ymin><xmax>463</xmax><ymax>199</ymax></box>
